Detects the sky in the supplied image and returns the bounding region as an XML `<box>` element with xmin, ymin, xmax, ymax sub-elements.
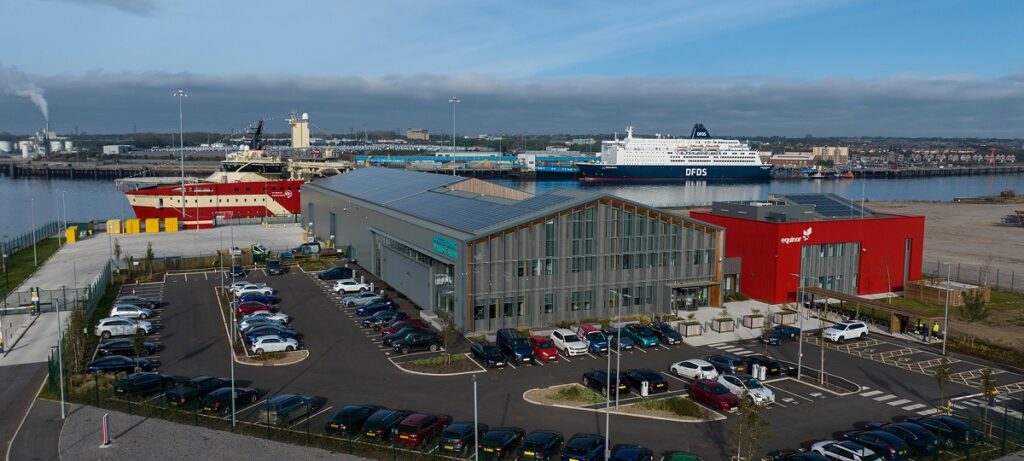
<box><xmin>0</xmin><ymin>0</ymin><xmax>1023</xmax><ymax>137</ymax></box>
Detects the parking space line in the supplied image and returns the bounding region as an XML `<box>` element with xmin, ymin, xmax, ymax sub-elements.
<box><xmin>659</xmin><ymin>344</ymin><xmax>671</xmax><ymax>351</ymax></box>
<box><xmin>765</xmin><ymin>383</ymin><xmax>815</xmax><ymax>402</ymax></box>
<box><xmin>585</xmin><ymin>353</ymin><xmax>598</xmax><ymax>360</ymax></box>
<box><xmin>559</xmin><ymin>354</ymin><xmax>572</xmax><ymax>362</ymax></box>
<box><xmin>887</xmin><ymin>398</ymin><xmax>911</xmax><ymax>406</ymax></box>
<box><xmin>635</xmin><ymin>347</ymin><xmax>648</xmax><ymax>354</ymax></box>
<box><xmin>238</xmin><ymin>399</ymin><xmax>268</xmax><ymax>414</ymax></box>
<box><xmin>661</xmin><ymin>371</ymin><xmax>689</xmax><ymax>384</ymax></box>
<box><xmin>290</xmin><ymin>405</ymin><xmax>334</xmax><ymax>428</ymax></box>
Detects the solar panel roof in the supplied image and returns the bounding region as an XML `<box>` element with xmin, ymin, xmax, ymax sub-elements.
<box><xmin>779</xmin><ymin>194</ymin><xmax>874</xmax><ymax>219</ymax></box>
<box><xmin>312</xmin><ymin>167</ymin><xmax>463</xmax><ymax>204</ymax></box>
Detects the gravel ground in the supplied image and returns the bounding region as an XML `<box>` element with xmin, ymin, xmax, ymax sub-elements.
<box><xmin>871</xmin><ymin>201</ymin><xmax>1024</xmax><ymax>270</ymax></box>
<box><xmin>59</xmin><ymin>404</ymin><xmax>367</xmax><ymax>461</ymax></box>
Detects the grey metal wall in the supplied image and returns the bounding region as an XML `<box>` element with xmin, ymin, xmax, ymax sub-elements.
<box><xmin>468</xmin><ymin>199</ymin><xmax>721</xmax><ymax>332</ymax></box>
<box><xmin>380</xmin><ymin>246</ymin><xmax>433</xmax><ymax>310</ymax></box>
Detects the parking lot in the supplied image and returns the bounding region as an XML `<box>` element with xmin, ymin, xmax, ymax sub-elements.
<box><xmin>105</xmin><ymin>265</ymin><xmax>1024</xmax><ymax>459</ymax></box>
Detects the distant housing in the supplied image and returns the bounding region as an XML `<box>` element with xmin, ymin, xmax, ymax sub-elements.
<box><xmin>405</xmin><ymin>128</ymin><xmax>430</xmax><ymax>141</ymax></box>
<box><xmin>103</xmin><ymin>145</ymin><xmax>133</xmax><ymax>155</ymax></box>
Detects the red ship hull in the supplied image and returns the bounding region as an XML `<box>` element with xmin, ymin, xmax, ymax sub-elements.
<box><xmin>125</xmin><ymin>179</ymin><xmax>304</xmax><ymax>229</ymax></box>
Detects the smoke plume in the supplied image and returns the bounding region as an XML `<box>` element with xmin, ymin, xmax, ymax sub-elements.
<box><xmin>0</xmin><ymin>64</ymin><xmax>49</xmax><ymax>122</ymax></box>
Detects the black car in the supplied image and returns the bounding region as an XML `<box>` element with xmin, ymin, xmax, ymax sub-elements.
<box><xmin>744</xmin><ymin>354</ymin><xmax>783</xmax><ymax>377</ymax></box>
<box><xmin>704</xmin><ymin>354</ymin><xmax>747</xmax><ymax>374</ymax></box>
<box><xmin>114</xmin><ymin>372</ymin><xmax>175</xmax><ymax>397</ymax></box>
<box><xmin>438</xmin><ymin>422</ymin><xmax>489</xmax><ymax>454</ymax></box>
<box><xmin>582</xmin><ymin>370</ymin><xmax>629</xmax><ymax>396</ymax></box>
<box><xmin>317</xmin><ymin>266</ymin><xmax>354</xmax><ymax>280</ymax></box>
<box><xmin>562</xmin><ymin>433</ymin><xmax>606</xmax><ymax>461</ymax></box>
<box><xmin>764</xmin><ymin>325</ymin><xmax>801</xmax><ymax>345</ymax></box>
<box><xmin>907</xmin><ymin>415</ymin><xmax>983</xmax><ymax>448</ymax></box>
<box><xmin>392</xmin><ymin>330</ymin><xmax>443</xmax><ymax>355</ymax></box>
<box><xmin>228</xmin><ymin>265</ymin><xmax>246</xmax><ymax>277</ymax></box>
<box><xmin>97</xmin><ymin>339</ymin><xmax>161</xmax><ymax>357</ymax></box>
<box><xmin>259</xmin><ymin>394</ymin><xmax>324</xmax><ymax>425</ymax></box>
<box><xmin>87</xmin><ymin>355</ymin><xmax>156</xmax><ymax>373</ymax></box>
<box><xmin>610</xmin><ymin>444</ymin><xmax>655</xmax><ymax>461</ymax></box>
<box><xmin>325</xmin><ymin>405</ymin><xmax>383</xmax><ymax>436</ymax></box>
<box><xmin>496</xmin><ymin>328</ymin><xmax>535</xmax><ymax>363</ymax></box>
<box><xmin>382</xmin><ymin>326</ymin><xmax>427</xmax><ymax>346</ymax></box>
<box><xmin>864</xmin><ymin>422</ymin><xmax>940</xmax><ymax>456</ymax></box>
<box><xmin>516</xmin><ymin>430</ymin><xmax>564</xmax><ymax>460</ymax></box>
<box><xmin>841</xmin><ymin>431</ymin><xmax>911</xmax><ymax>460</ymax></box>
<box><xmin>361</xmin><ymin>310</ymin><xmax>408</xmax><ymax>329</ymax></box>
<box><xmin>362</xmin><ymin>409</ymin><xmax>411</xmax><ymax>441</ymax></box>
<box><xmin>114</xmin><ymin>295</ymin><xmax>162</xmax><ymax>309</ymax></box>
<box><xmin>201</xmin><ymin>387</ymin><xmax>259</xmax><ymax>413</ymax></box>
<box><xmin>623</xmin><ymin>368</ymin><xmax>669</xmax><ymax>394</ymax></box>
<box><xmin>244</xmin><ymin>325</ymin><xmax>299</xmax><ymax>344</ymax></box>
<box><xmin>165</xmin><ymin>376</ymin><xmax>232</xmax><ymax>407</ymax></box>
<box><xmin>479</xmin><ymin>427</ymin><xmax>525</xmax><ymax>459</ymax></box>
<box><xmin>648</xmin><ymin>322</ymin><xmax>683</xmax><ymax>345</ymax></box>
<box><xmin>471</xmin><ymin>341</ymin><xmax>507</xmax><ymax>368</ymax></box>
<box><xmin>764</xmin><ymin>449</ymin><xmax>828</xmax><ymax>461</ymax></box>
<box><xmin>267</xmin><ymin>259</ymin><xmax>288</xmax><ymax>275</ymax></box>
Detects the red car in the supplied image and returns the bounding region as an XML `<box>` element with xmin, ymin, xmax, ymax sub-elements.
<box><xmin>394</xmin><ymin>413</ymin><xmax>452</xmax><ymax>448</ymax></box>
<box><xmin>234</xmin><ymin>301</ymin><xmax>277</xmax><ymax>317</ymax></box>
<box><xmin>529</xmin><ymin>336</ymin><xmax>559</xmax><ymax>361</ymax></box>
<box><xmin>689</xmin><ymin>379</ymin><xmax>739</xmax><ymax>412</ymax></box>
<box><xmin>381</xmin><ymin>319</ymin><xmax>428</xmax><ymax>336</ymax></box>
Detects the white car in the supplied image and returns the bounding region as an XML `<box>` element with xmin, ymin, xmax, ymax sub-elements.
<box><xmin>109</xmin><ymin>304</ymin><xmax>155</xmax><ymax>319</ymax></box>
<box><xmin>332</xmin><ymin>279</ymin><xmax>370</xmax><ymax>294</ymax></box>
<box><xmin>717</xmin><ymin>373</ymin><xmax>775</xmax><ymax>405</ymax></box>
<box><xmin>822</xmin><ymin>320</ymin><xmax>868</xmax><ymax>343</ymax></box>
<box><xmin>241</xmin><ymin>311</ymin><xmax>290</xmax><ymax>324</ymax></box>
<box><xmin>230</xmin><ymin>282</ymin><xmax>268</xmax><ymax>296</ymax></box>
<box><xmin>549</xmin><ymin>329</ymin><xmax>587</xmax><ymax>356</ymax></box>
<box><xmin>811</xmin><ymin>440</ymin><xmax>881</xmax><ymax>461</ymax></box>
<box><xmin>342</xmin><ymin>292</ymin><xmax>384</xmax><ymax>307</ymax></box>
<box><xmin>235</xmin><ymin>285</ymin><xmax>276</xmax><ymax>297</ymax></box>
<box><xmin>670</xmin><ymin>358</ymin><xmax>719</xmax><ymax>380</ymax></box>
<box><xmin>250</xmin><ymin>335</ymin><xmax>300</xmax><ymax>354</ymax></box>
<box><xmin>94</xmin><ymin>317</ymin><xmax>153</xmax><ymax>339</ymax></box>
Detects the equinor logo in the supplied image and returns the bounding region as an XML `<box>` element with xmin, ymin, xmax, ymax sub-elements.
<box><xmin>780</xmin><ymin>227</ymin><xmax>813</xmax><ymax>244</ymax></box>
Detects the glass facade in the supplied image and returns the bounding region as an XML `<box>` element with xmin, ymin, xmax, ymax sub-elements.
<box><xmin>800</xmin><ymin>242</ymin><xmax>861</xmax><ymax>294</ymax></box>
<box><xmin>372</xmin><ymin>232</ymin><xmax>455</xmax><ymax>319</ymax></box>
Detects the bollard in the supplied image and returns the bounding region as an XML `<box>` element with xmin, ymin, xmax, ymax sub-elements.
<box><xmin>101</xmin><ymin>412</ymin><xmax>111</xmax><ymax>446</ymax></box>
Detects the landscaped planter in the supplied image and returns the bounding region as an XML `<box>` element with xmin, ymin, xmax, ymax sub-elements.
<box><xmin>710</xmin><ymin>317</ymin><xmax>735</xmax><ymax>333</ymax></box>
<box><xmin>774</xmin><ymin>309</ymin><xmax>797</xmax><ymax>325</ymax></box>
<box><xmin>681</xmin><ymin>322</ymin><xmax>702</xmax><ymax>337</ymax></box>
<box><xmin>741</xmin><ymin>314</ymin><xmax>765</xmax><ymax>329</ymax></box>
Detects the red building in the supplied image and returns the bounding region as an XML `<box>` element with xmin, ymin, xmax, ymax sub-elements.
<box><xmin>690</xmin><ymin>194</ymin><xmax>924</xmax><ymax>304</ymax></box>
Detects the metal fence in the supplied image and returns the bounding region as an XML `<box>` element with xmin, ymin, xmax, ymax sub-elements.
<box><xmin>1</xmin><ymin>221</ymin><xmax>61</xmax><ymax>256</ymax></box>
<box><xmin>924</xmin><ymin>260</ymin><xmax>1022</xmax><ymax>294</ymax></box>
<box><xmin>948</xmin><ymin>398</ymin><xmax>1024</xmax><ymax>460</ymax></box>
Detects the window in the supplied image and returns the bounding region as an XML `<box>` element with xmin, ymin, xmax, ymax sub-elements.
<box><xmin>634</xmin><ymin>286</ymin><xmax>642</xmax><ymax>305</ymax></box>
<box><xmin>503</xmin><ymin>297</ymin><xmax>513</xmax><ymax>317</ymax></box>
<box><xmin>489</xmin><ymin>299</ymin><xmax>498</xmax><ymax>319</ymax></box>
<box><xmin>584</xmin><ymin>291</ymin><xmax>593</xmax><ymax>310</ymax></box>
<box><xmin>570</xmin><ymin>292</ymin><xmax>581</xmax><ymax>311</ymax></box>
<box><xmin>645</xmin><ymin>285</ymin><xmax>654</xmax><ymax>304</ymax></box>
<box><xmin>543</xmin><ymin>293</ymin><xmax>554</xmax><ymax>314</ymax></box>
<box><xmin>517</xmin><ymin>296</ymin><xmax>525</xmax><ymax>317</ymax></box>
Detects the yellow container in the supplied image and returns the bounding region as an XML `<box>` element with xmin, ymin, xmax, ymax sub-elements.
<box><xmin>106</xmin><ymin>219</ymin><xmax>122</xmax><ymax>234</ymax></box>
<box><xmin>164</xmin><ymin>217</ymin><xmax>179</xmax><ymax>232</ymax></box>
<box><xmin>145</xmin><ymin>218</ymin><xmax>160</xmax><ymax>233</ymax></box>
<box><xmin>124</xmin><ymin>218</ymin><xmax>140</xmax><ymax>234</ymax></box>
<box><xmin>65</xmin><ymin>226</ymin><xmax>78</xmax><ymax>243</ymax></box>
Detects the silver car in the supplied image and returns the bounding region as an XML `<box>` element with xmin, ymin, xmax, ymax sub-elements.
<box><xmin>341</xmin><ymin>292</ymin><xmax>383</xmax><ymax>308</ymax></box>
<box><xmin>109</xmin><ymin>304</ymin><xmax>155</xmax><ymax>319</ymax></box>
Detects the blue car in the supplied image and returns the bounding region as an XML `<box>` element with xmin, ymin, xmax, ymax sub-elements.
<box><xmin>239</xmin><ymin>293</ymin><xmax>279</xmax><ymax>305</ymax></box>
<box><xmin>87</xmin><ymin>355</ymin><xmax>156</xmax><ymax>373</ymax></box>
<box><xmin>245</xmin><ymin>326</ymin><xmax>299</xmax><ymax>344</ymax></box>
<box><xmin>355</xmin><ymin>299</ymin><xmax>397</xmax><ymax>316</ymax></box>
<box><xmin>622</xmin><ymin>324</ymin><xmax>660</xmax><ymax>348</ymax></box>
<box><xmin>841</xmin><ymin>430</ymin><xmax>911</xmax><ymax>460</ymax></box>
<box><xmin>577</xmin><ymin>326</ymin><xmax>609</xmax><ymax>354</ymax></box>
<box><xmin>561</xmin><ymin>433</ymin><xmax>606</xmax><ymax>461</ymax></box>
<box><xmin>609</xmin><ymin>444</ymin><xmax>654</xmax><ymax>461</ymax></box>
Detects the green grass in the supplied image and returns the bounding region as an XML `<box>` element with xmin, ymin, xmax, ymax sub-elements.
<box><xmin>0</xmin><ymin>238</ymin><xmax>61</xmax><ymax>298</ymax></box>
<box><xmin>634</xmin><ymin>397</ymin><xmax>706</xmax><ymax>418</ymax></box>
<box><xmin>883</xmin><ymin>290</ymin><xmax>1024</xmax><ymax>320</ymax></box>
<box><xmin>250</xmin><ymin>351</ymin><xmax>286</xmax><ymax>361</ymax></box>
<box><xmin>411</xmin><ymin>354</ymin><xmax>468</xmax><ymax>367</ymax></box>
<box><xmin>550</xmin><ymin>385</ymin><xmax>605</xmax><ymax>404</ymax></box>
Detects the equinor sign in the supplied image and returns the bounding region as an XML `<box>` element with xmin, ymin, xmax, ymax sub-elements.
<box><xmin>780</xmin><ymin>227</ymin><xmax>813</xmax><ymax>244</ymax></box>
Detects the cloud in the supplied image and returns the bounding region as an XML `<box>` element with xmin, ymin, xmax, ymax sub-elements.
<box><xmin>1</xmin><ymin>71</ymin><xmax>1023</xmax><ymax>137</ymax></box>
<box><xmin>45</xmin><ymin>0</ymin><xmax>157</xmax><ymax>16</ymax></box>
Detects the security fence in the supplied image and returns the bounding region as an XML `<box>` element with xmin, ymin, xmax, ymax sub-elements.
<box><xmin>924</xmin><ymin>260</ymin><xmax>1022</xmax><ymax>294</ymax></box>
<box><xmin>1</xmin><ymin>220</ymin><xmax>61</xmax><ymax>256</ymax></box>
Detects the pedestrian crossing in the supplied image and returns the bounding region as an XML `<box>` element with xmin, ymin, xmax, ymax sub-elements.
<box><xmin>855</xmin><ymin>385</ymin><xmax>935</xmax><ymax>414</ymax></box>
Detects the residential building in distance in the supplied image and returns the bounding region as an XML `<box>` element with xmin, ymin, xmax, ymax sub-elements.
<box><xmin>769</xmin><ymin>152</ymin><xmax>816</xmax><ymax>167</ymax></box>
<box><xmin>406</xmin><ymin>128</ymin><xmax>430</xmax><ymax>141</ymax></box>
<box><xmin>813</xmin><ymin>146</ymin><xmax>850</xmax><ymax>164</ymax></box>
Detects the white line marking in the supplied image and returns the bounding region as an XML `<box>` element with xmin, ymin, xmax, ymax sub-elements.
<box><xmin>238</xmin><ymin>399</ymin><xmax>268</xmax><ymax>414</ymax></box>
<box><xmin>861</xmin><ymin>386</ymin><xmax>871</xmax><ymax>390</ymax></box>
<box><xmin>290</xmin><ymin>405</ymin><xmax>334</xmax><ymax>428</ymax></box>
<box><xmin>765</xmin><ymin>384</ymin><xmax>814</xmax><ymax>402</ymax></box>
<box><xmin>953</xmin><ymin>404</ymin><xmax>967</xmax><ymax>410</ymax></box>
<box><xmin>661</xmin><ymin>371</ymin><xmax>689</xmax><ymax>384</ymax></box>
<box><xmin>917</xmin><ymin>408</ymin><xmax>940</xmax><ymax>415</ymax></box>
<box><xmin>734</xmin><ymin>350</ymin><xmax>754</xmax><ymax>356</ymax></box>
<box><xmin>887</xmin><ymin>399</ymin><xmax>912</xmax><ymax>406</ymax></box>
<box><xmin>860</xmin><ymin>390</ymin><xmax>883</xmax><ymax>397</ymax></box>
<box><xmin>659</xmin><ymin>344</ymin><xmax>671</xmax><ymax>351</ymax></box>
<box><xmin>902</xmin><ymin>403</ymin><xmax>926</xmax><ymax>411</ymax></box>
<box><xmin>636</xmin><ymin>347</ymin><xmax>648</xmax><ymax>354</ymax></box>
<box><xmin>874</xmin><ymin>394</ymin><xmax>897</xmax><ymax>402</ymax></box>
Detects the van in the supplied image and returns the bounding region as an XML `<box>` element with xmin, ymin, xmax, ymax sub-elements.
<box><xmin>495</xmin><ymin>328</ymin><xmax>535</xmax><ymax>363</ymax></box>
<box><xmin>575</xmin><ymin>325</ymin><xmax>609</xmax><ymax>354</ymax></box>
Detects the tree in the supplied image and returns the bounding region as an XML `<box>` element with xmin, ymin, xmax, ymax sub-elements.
<box><xmin>731</xmin><ymin>393</ymin><xmax>771</xmax><ymax>461</ymax></box>
<box><xmin>979</xmin><ymin>366</ymin><xmax>997</xmax><ymax>426</ymax></box>
<box><xmin>113</xmin><ymin>238</ymin><xmax>121</xmax><ymax>269</ymax></box>
<box><xmin>63</xmin><ymin>308</ymin><xmax>88</xmax><ymax>373</ymax></box>
<box><xmin>439</xmin><ymin>312</ymin><xmax>459</xmax><ymax>366</ymax></box>
<box><xmin>145</xmin><ymin>242</ymin><xmax>155</xmax><ymax>277</ymax></box>
<box><xmin>959</xmin><ymin>290</ymin><xmax>990</xmax><ymax>322</ymax></box>
<box><xmin>132</xmin><ymin>327</ymin><xmax>146</xmax><ymax>362</ymax></box>
<box><xmin>933</xmin><ymin>357</ymin><xmax>952</xmax><ymax>409</ymax></box>
<box><xmin>123</xmin><ymin>255</ymin><xmax>133</xmax><ymax>280</ymax></box>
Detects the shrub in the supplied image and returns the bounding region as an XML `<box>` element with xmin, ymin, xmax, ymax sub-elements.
<box><xmin>250</xmin><ymin>352</ymin><xmax>286</xmax><ymax>361</ymax></box>
<box><xmin>635</xmin><ymin>397</ymin><xmax>705</xmax><ymax>418</ymax></box>
<box><xmin>412</xmin><ymin>354</ymin><xmax>467</xmax><ymax>367</ymax></box>
<box><xmin>551</xmin><ymin>386</ymin><xmax>604</xmax><ymax>404</ymax></box>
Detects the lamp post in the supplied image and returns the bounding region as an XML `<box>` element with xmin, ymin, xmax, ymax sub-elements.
<box><xmin>174</xmin><ymin>89</ymin><xmax>187</xmax><ymax>224</ymax></box>
<box><xmin>31</xmin><ymin>197</ymin><xmax>37</xmax><ymax>267</ymax></box>
<box><xmin>56</xmin><ymin>283</ymin><xmax>66</xmax><ymax>419</ymax></box>
<box><xmin>790</xmin><ymin>273</ymin><xmax>808</xmax><ymax>380</ymax></box>
<box><xmin>605</xmin><ymin>289</ymin><xmax>631</xmax><ymax>461</ymax></box>
<box><xmin>449</xmin><ymin>96</ymin><xmax>460</xmax><ymax>176</ymax></box>
<box><xmin>229</xmin><ymin>220</ymin><xmax>237</xmax><ymax>428</ymax></box>
<box><xmin>942</xmin><ymin>263</ymin><xmax>951</xmax><ymax>356</ymax></box>
<box><xmin>473</xmin><ymin>374</ymin><xmax>479</xmax><ymax>461</ymax></box>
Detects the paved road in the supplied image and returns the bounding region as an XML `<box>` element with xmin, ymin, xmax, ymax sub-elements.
<box><xmin>0</xmin><ymin>363</ymin><xmax>47</xmax><ymax>460</ymax></box>
<box><xmin>7</xmin><ymin>399</ymin><xmax>62</xmax><ymax>461</ymax></box>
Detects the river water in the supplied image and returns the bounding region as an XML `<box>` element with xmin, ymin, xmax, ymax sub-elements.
<box><xmin>1</xmin><ymin>174</ymin><xmax>1022</xmax><ymax>238</ymax></box>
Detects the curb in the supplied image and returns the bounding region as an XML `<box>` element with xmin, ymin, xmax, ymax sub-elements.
<box><xmin>388</xmin><ymin>353</ymin><xmax>487</xmax><ymax>377</ymax></box>
<box><xmin>238</xmin><ymin>350</ymin><xmax>310</xmax><ymax>367</ymax></box>
<box><xmin>521</xmin><ymin>384</ymin><xmax>726</xmax><ymax>423</ymax></box>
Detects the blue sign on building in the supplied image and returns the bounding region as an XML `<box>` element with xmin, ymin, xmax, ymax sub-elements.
<box><xmin>432</xmin><ymin>236</ymin><xmax>458</xmax><ymax>260</ymax></box>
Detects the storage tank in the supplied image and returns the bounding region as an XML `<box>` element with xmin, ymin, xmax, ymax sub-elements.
<box><xmin>50</xmin><ymin>140</ymin><xmax>64</xmax><ymax>153</ymax></box>
<box><xmin>0</xmin><ymin>140</ymin><xmax>12</xmax><ymax>153</ymax></box>
<box><xmin>64</xmin><ymin>140</ymin><xmax>74</xmax><ymax>151</ymax></box>
<box><xmin>19</xmin><ymin>141</ymin><xmax>31</xmax><ymax>158</ymax></box>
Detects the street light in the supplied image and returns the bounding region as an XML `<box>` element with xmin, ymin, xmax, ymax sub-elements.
<box><xmin>942</xmin><ymin>262</ymin><xmax>951</xmax><ymax>355</ymax></box>
<box><xmin>174</xmin><ymin>89</ymin><xmax>188</xmax><ymax>224</ymax></box>
<box><xmin>789</xmin><ymin>273</ymin><xmax>808</xmax><ymax>380</ymax></box>
<box><xmin>605</xmin><ymin>289</ymin><xmax>631</xmax><ymax>461</ymax></box>
<box><xmin>473</xmin><ymin>374</ymin><xmax>479</xmax><ymax>461</ymax></box>
<box><xmin>449</xmin><ymin>96</ymin><xmax>460</xmax><ymax>176</ymax></box>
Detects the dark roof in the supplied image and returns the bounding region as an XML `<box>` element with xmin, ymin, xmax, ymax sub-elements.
<box><xmin>307</xmin><ymin>167</ymin><xmax>592</xmax><ymax>234</ymax></box>
<box><xmin>774</xmin><ymin>193</ymin><xmax>877</xmax><ymax>219</ymax></box>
